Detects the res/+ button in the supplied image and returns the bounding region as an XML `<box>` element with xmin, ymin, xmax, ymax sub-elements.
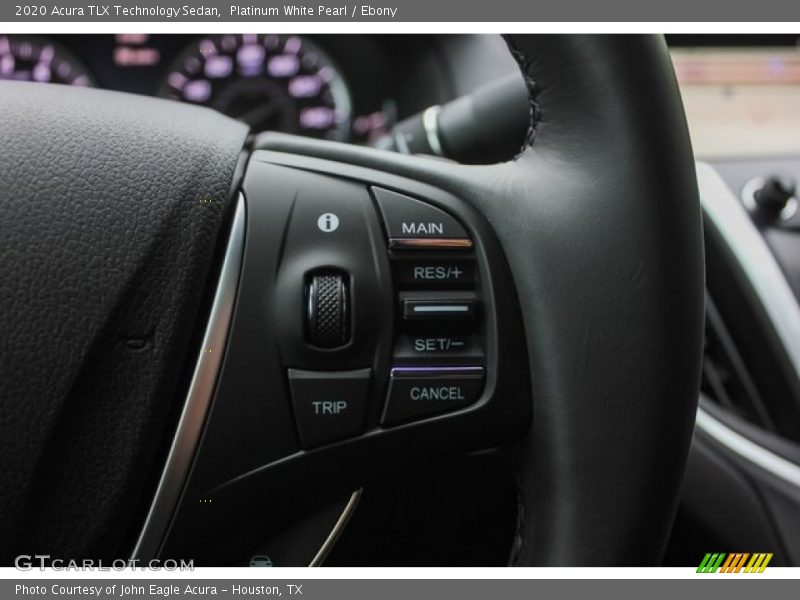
<box><xmin>394</xmin><ymin>260</ymin><xmax>475</xmax><ymax>288</ymax></box>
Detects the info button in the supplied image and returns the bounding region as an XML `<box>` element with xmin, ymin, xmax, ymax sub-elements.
<box><xmin>382</xmin><ymin>366</ymin><xmax>484</xmax><ymax>426</ymax></box>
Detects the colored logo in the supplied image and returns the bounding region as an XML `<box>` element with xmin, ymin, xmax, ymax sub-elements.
<box><xmin>697</xmin><ymin>553</ymin><xmax>773</xmax><ymax>573</ymax></box>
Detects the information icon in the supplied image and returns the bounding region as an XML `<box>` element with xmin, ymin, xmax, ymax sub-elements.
<box><xmin>317</xmin><ymin>212</ymin><xmax>340</xmax><ymax>233</ymax></box>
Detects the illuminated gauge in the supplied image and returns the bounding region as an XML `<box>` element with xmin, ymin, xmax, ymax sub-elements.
<box><xmin>0</xmin><ymin>35</ymin><xmax>94</xmax><ymax>86</ymax></box>
<box><xmin>161</xmin><ymin>34</ymin><xmax>352</xmax><ymax>141</ymax></box>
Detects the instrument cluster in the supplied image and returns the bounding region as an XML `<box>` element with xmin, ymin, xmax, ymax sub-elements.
<box><xmin>0</xmin><ymin>33</ymin><xmax>423</xmax><ymax>144</ymax></box>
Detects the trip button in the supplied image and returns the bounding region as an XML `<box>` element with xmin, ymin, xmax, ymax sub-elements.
<box><xmin>382</xmin><ymin>366</ymin><xmax>484</xmax><ymax>425</ymax></box>
<box><xmin>288</xmin><ymin>368</ymin><xmax>371</xmax><ymax>448</ymax></box>
<box><xmin>372</xmin><ymin>187</ymin><xmax>472</xmax><ymax>249</ymax></box>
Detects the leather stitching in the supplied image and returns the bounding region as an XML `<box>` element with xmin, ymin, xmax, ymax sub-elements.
<box><xmin>502</xmin><ymin>34</ymin><xmax>538</xmax><ymax>565</ymax></box>
<box><xmin>502</xmin><ymin>35</ymin><xmax>541</xmax><ymax>160</ymax></box>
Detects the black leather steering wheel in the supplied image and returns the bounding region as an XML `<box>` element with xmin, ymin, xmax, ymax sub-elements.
<box><xmin>0</xmin><ymin>34</ymin><xmax>704</xmax><ymax>566</ymax></box>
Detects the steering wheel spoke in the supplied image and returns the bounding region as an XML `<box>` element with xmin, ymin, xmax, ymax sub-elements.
<box><xmin>151</xmin><ymin>146</ymin><xmax>532</xmax><ymax>564</ymax></box>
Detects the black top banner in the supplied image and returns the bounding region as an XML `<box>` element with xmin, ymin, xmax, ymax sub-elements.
<box><xmin>4</xmin><ymin>0</ymin><xmax>800</xmax><ymax>22</ymax></box>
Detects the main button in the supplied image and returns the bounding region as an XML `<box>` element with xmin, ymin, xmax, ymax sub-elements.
<box><xmin>382</xmin><ymin>366</ymin><xmax>485</xmax><ymax>426</ymax></box>
<box><xmin>372</xmin><ymin>187</ymin><xmax>473</xmax><ymax>249</ymax></box>
<box><xmin>288</xmin><ymin>368</ymin><xmax>371</xmax><ymax>448</ymax></box>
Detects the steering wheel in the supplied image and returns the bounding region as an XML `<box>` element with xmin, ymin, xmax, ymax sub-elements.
<box><xmin>0</xmin><ymin>35</ymin><xmax>704</xmax><ymax>566</ymax></box>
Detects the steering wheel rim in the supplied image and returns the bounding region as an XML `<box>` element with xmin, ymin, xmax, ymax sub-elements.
<box><xmin>0</xmin><ymin>34</ymin><xmax>703</xmax><ymax>566</ymax></box>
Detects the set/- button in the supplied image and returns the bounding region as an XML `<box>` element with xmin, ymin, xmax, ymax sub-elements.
<box><xmin>288</xmin><ymin>368</ymin><xmax>371</xmax><ymax>448</ymax></box>
<box><xmin>407</xmin><ymin>335</ymin><xmax>470</xmax><ymax>353</ymax></box>
<box><xmin>372</xmin><ymin>187</ymin><xmax>473</xmax><ymax>250</ymax></box>
<box><xmin>382</xmin><ymin>366</ymin><xmax>485</xmax><ymax>426</ymax></box>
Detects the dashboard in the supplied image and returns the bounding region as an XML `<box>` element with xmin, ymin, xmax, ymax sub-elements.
<box><xmin>668</xmin><ymin>36</ymin><xmax>800</xmax><ymax>159</ymax></box>
<box><xmin>0</xmin><ymin>34</ymin><xmax>512</xmax><ymax>144</ymax></box>
<box><xmin>11</xmin><ymin>34</ymin><xmax>796</xmax><ymax>161</ymax></box>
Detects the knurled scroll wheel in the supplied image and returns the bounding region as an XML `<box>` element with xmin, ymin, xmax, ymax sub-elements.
<box><xmin>306</xmin><ymin>271</ymin><xmax>350</xmax><ymax>349</ymax></box>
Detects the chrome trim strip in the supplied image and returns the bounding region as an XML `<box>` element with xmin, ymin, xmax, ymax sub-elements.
<box><xmin>131</xmin><ymin>194</ymin><xmax>247</xmax><ymax>560</ymax></box>
<box><xmin>393</xmin><ymin>131</ymin><xmax>410</xmax><ymax>155</ymax></box>
<box><xmin>696</xmin><ymin>407</ymin><xmax>800</xmax><ymax>489</ymax></box>
<box><xmin>413</xmin><ymin>305</ymin><xmax>470</xmax><ymax>313</ymax></box>
<box><xmin>391</xmin><ymin>366</ymin><xmax>484</xmax><ymax>378</ymax></box>
<box><xmin>696</xmin><ymin>162</ymin><xmax>800</xmax><ymax>379</ymax></box>
<box><xmin>309</xmin><ymin>490</ymin><xmax>362</xmax><ymax>567</ymax></box>
<box><xmin>422</xmin><ymin>105</ymin><xmax>444</xmax><ymax>157</ymax></box>
<box><xmin>389</xmin><ymin>237</ymin><xmax>473</xmax><ymax>249</ymax></box>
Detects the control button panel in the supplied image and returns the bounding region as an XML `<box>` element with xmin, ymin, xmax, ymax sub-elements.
<box><xmin>372</xmin><ymin>186</ymin><xmax>473</xmax><ymax>249</ymax></box>
<box><xmin>382</xmin><ymin>367</ymin><xmax>485</xmax><ymax>425</ymax></box>
<box><xmin>278</xmin><ymin>178</ymin><xmax>487</xmax><ymax>448</ymax></box>
<box><xmin>378</xmin><ymin>188</ymin><xmax>486</xmax><ymax>423</ymax></box>
<box><xmin>288</xmin><ymin>368</ymin><xmax>371</xmax><ymax>448</ymax></box>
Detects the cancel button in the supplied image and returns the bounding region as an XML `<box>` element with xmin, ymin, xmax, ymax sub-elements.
<box><xmin>382</xmin><ymin>366</ymin><xmax>484</xmax><ymax>426</ymax></box>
